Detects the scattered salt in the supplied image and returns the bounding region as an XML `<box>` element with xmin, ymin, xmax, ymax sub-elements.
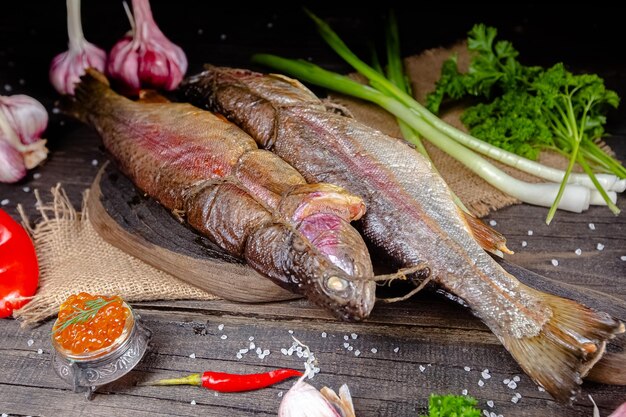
<box><xmin>596</xmin><ymin>243</ymin><xmax>605</xmax><ymax>251</ymax></box>
<box><xmin>220</xmin><ymin>34</ymin><xmax>227</xmax><ymax>40</ymax></box>
<box><xmin>354</xmin><ymin>350</ymin><xmax>361</xmax><ymax>357</ymax></box>
<box><xmin>478</xmin><ymin>380</ymin><xmax>485</xmax><ymax>387</ymax></box>
<box><xmin>503</xmin><ymin>379</ymin><xmax>510</xmax><ymax>384</ymax></box>
<box><xmin>351</xmin><ymin>333</ymin><xmax>358</xmax><ymax>339</ymax></box>
<box><xmin>236</xmin><ymin>353</ymin><xmax>242</xmax><ymax>359</ymax></box>
<box><xmin>521</xmin><ymin>241</ymin><xmax>527</xmax><ymax>247</ymax></box>
<box><xmin>190</xmin><ymin>400</ymin><xmax>196</xmax><ymax>405</ymax></box>
<box><xmin>538</xmin><ymin>386</ymin><xmax>545</xmax><ymax>392</ymax></box>
<box><xmin>487</xmin><ymin>400</ymin><xmax>494</xmax><ymax>408</ymax></box>
<box><xmin>0</xmin><ymin>199</ymin><xmax>8</xmax><ymax>206</ymax></box>
<box><xmin>214</xmin><ymin>391</ymin><xmax>218</xmax><ymax>396</ymax></box>
<box><xmin>33</xmin><ymin>172</ymin><xmax>41</xmax><ymax>179</ymax></box>
<box><xmin>513</xmin><ymin>376</ymin><xmax>520</xmax><ymax>382</ymax></box>
<box><xmin>347</xmin><ymin>346</ymin><xmax>353</xmax><ymax>351</ymax></box>
<box><xmin>321</xmin><ymin>332</ymin><xmax>327</xmax><ymax>338</ymax></box>
<box><xmin>281</xmin><ymin>348</ymin><xmax>288</xmax><ymax>355</ymax></box>
<box><xmin>27</xmin><ymin>339</ymin><xmax>34</xmax><ymax>346</ymax></box>
<box><xmin>59</xmin><ymin>120</ymin><xmax>65</xmax><ymax>126</ymax></box>
<box><xmin>621</xmin><ymin>256</ymin><xmax>626</xmax><ymax>261</ymax></box>
<box><xmin>482</xmin><ymin>371</ymin><xmax>491</xmax><ymax>380</ymax></box>
<box><xmin>278</xmin><ymin>391</ymin><xmax>283</xmax><ymax>397</ymax></box>
<box><xmin>288</xmin><ymin>330</ymin><xmax>294</xmax><ymax>334</ymax></box>
<box><xmin>249</xmin><ymin>336</ymin><xmax>254</xmax><ymax>341</ymax></box>
<box><xmin>462</xmin><ymin>389</ymin><xmax>468</xmax><ymax>395</ymax></box>
<box><xmin>507</xmin><ymin>381</ymin><xmax>517</xmax><ymax>389</ymax></box>
<box><xmin>483</xmin><ymin>410</ymin><xmax>490</xmax><ymax>417</ymax></box>
<box><xmin>490</xmin><ymin>412</ymin><xmax>498</xmax><ymax>417</ymax></box>
<box><xmin>249</xmin><ymin>342</ymin><xmax>255</xmax><ymax>350</ymax></box>
<box><xmin>197</xmin><ymin>28</ymin><xmax>203</xmax><ymax>35</ymax></box>
<box><xmin>589</xmin><ymin>223</ymin><xmax>596</xmax><ymax>230</ymax></box>
<box><xmin>511</xmin><ymin>396</ymin><xmax>519</xmax><ymax>404</ymax></box>
<box><xmin>393</xmin><ymin>347</ymin><xmax>399</xmax><ymax>353</ymax></box>
<box><xmin>22</xmin><ymin>186</ymin><xmax>30</xmax><ymax>193</ymax></box>
<box><xmin>239</xmin><ymin>348</ymin><xmax>248</xmax><ymax>354</ymax></box>
<box><xmin>52</xmin><ymin>107</ymin><xmax>61</xmax><ymax>114</ymax></box>
<box><xmin>218</xmin><ymin>324</ymin><xmax>224</xmax><ymax>331</ymax></box>
<box><xmin>256</xmin><ymin>347</ymin><xmax>262</xmax><ymax>355</ymax></box>
<box><xmin>343</xmin><ymin>335</ymin><xmax>349</xmax><ymax>340</ymax></box>
<box><xmin>489</xmin><ymin>220</ymin><xmax>497</xmax><ymax>226</ymax></box>
<box><xmin>551</xmin><ymin>259</ymin><xmax>559</xmax><ymax>267</ymax></box>
<box><xmin>4</xmin><ymin>84</ymin><xmax>12</xmax><ymax>92</ymax></box>
<box><xmin>515</xmin><ymin>393</ymin><xmax>522</xmax><ymax>399</ymax></box>
<box><xmin>19</xmin><ymin>79</ymin><xmax>25</xmax><ymax>85</ymax></box>
<box><xmin>91</xmin><ymin>159</ymin><xmax>98</xmax><ymax>166</ymax></box>
<box><xmin>267</xmin><ymin>22</ymin><xmax>274</xmax><ymax>28</ymax></box>
<box><xmin>263</xmin><ymin>349</ymin><xmax>270</xmax><ymax>355</ymax></box>
<box><xmin>189</xmin><ymin>353</ymin><xmax>196</xmax><ymax>359</ymax></box>
<box><xmin>343</xmin><ymin>342</ymin><xmax>350</xmax><ymax>348</ymax></box>
<box><xmin>464</xmin><ymin>366</ymin><xmax>471</xmax><ymax>372</ymax></box>
<box><xmin>220</xmin><ymin>335</ymin><xmax>227</xmax><ymax>340</ymax></box>
<box><xmin>419</xmin><ymin>365</ymin><xmax>426</xmax><ymax>372</ymax></box>
<box><xmin>371</xmin><ymin>348</ymin><xmax>378</xmax><ymax>354</ymax></box>
<box><xmin>575</xmin><ymin>248</ymin><xmax>582</xmax><ymax>256</ymax></box>
<box><xmin>527</xmin><ymin>230</ymin><xmax>533</xmax><ymax>236</ymax></box>
<box><xmin>37</xmin><ymin>349</ymin><xmax>43</xmax><ymax>354</ymax></box>
<box><xmin>2</xmin><ymin>413</ymin><xmax>8</xmax><ymax>417</ymax></box>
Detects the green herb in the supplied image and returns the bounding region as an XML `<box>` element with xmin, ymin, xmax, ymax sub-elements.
<box><xmin>427</xmin><ymin>24</ymin><xmax>623</xmax><ymax>223</ymax></box>
<box><xmin>53</xmin><ymin>297</ymin><xmax>116</xmax><ymax>334</ymax></box>
<box><xmin>419</xmin><ymin>394</ymin><xmax>481</xmax><ymax>417</ymax></box>
<box><xmin>253</xmin><ymin>12</ymin><xmax>625</xmax><ymax>224</ymax></box>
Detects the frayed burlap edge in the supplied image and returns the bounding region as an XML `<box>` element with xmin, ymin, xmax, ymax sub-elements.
<box><xmin>14</xmin><ymin>184</ymin><xmax>215</xmax><ymax>327</ymax></box>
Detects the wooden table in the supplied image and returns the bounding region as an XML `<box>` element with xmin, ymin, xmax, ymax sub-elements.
<box><xmin>1</xmin><ymin>4</ymin><xmax>625</xmax><ymax>416</ymax></box>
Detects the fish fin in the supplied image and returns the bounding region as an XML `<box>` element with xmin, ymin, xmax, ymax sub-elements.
<box><xmin>586</xmin><ymin>344</ymin><xmax>626</xmax><ymax>385</ymax></box>
<box><xmin>459</xmin><ymin>208</ymin><xmax>513</xmax><ymax>255</ymax></box>
<box><xmin>503</xmin><ymin>288</ymin><xmax>624</xmax><ymax>403</ymax></box>
<box><xmin>60</xmin><ymin>68</ymin><xmax>111</xmax><ymax>123</ymax></box>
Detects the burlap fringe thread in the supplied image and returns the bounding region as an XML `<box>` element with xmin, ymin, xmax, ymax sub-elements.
<box><xmin>15</xmin><ymin>184</ymin><xmax>214</xmax><ymax>327</ymax></box>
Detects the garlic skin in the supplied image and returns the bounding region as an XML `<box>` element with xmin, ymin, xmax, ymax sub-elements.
<box><xmin>278</xmin><ymin>378</ymin><xmax>356</xmax><ymax>417</ymax></box>
<box><xmin>49</xmin><ymin>0</ymin><xmax>107</xmax><ymax>95</ymax></box>
<box><xmin>0</xmin><ymin>95</ymin><xmax>49</xmax><ymax>183</ymax></box>
<box><xmin>107</xmin><ymin>0</ymin><xmax>188</xmax><ymax>95</ymax></box>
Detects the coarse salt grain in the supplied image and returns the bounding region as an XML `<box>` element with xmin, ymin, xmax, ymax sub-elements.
<box><xmin>513</xmin><ymin>376</ymin><xmax>520</xmax><ymax>382</ymax></box>
<box><xmin>343</xmin><ymin>335</ymin><xmax>349</xmax><ymax>340</ymax></box>
<box><xmin>214</xmin><ymin>392</ymin><xmax>218</xmax><ymax>396</ymax></box>
<box><xmin>527</xmin><ymin>230</ymin><xmax>533</xmax><ymax>236</ymax></box>
<box><xmin>478</xmin><ymin>380</ymin><xmax>485</xmax><ymax>387</ymax></box>
<box><xmin>190</xmin><ymin>400</ymin><xmax>196</xmax><ymax>405</ymax></box>
<box><xmin>2</xmin><ymin>413</ymin><xmax>8</xmax><ymax>417</ymax></box>
<box><xmin>33</xmin><ymin>172</ymin><xmax>41</xmax><ymax>179</ymax></box>
<box><xmin>19</xmin><ymin>79</ymin><xmax>25</xmax><ymax>85</ymax></box>
<box><xmin>419</xmin><ymin>365</ymin><xmax>426</xmax><ymax>372</ymax></box>
<box><xmin>281</xmin><ymin>348</ymin><xmax>288</xmax><ymax>355</ymax></box>
<box><xmin>267</xmin><ymin>22</ymin><xmax>273</xmax><ymax>28</ymax></box>
<box><xmin>597</xmin><ymin>243</ymin><xmax>605</xmax><ymax>251</ymax></box>
<box><xmin>515</xmin><ymin>393</ymin><xmax>522</xmax><ymax>398</ymax></box>
<box><xmin>521</xmin><ymin>241</ymin><xmax>527</xmax><ymax>247</ymax></box>
<box><xmin>487</xmin><ymin>400</ymin><xmax>494</xmax><ymax>408</ymax></box>
<box><xmin>490</xmin><ymin>412</ymin><xmax>497</xmax><ymax>417</ymax></box>
<box><xmin>239</xmin><ymin>348</ymin><xmax>248</xmax><ymax>354</ymax></box>
<box><xmin>483</xmin><ymin>410</ymin><xmax>489</xmax><ymax>417</ymax></box>
<box><xmin>27</xmin><ymin>339</ymin><xmax>34</xmax><ymax>346</ymax></box>
<box><xmin>343</xmin><ymin>342</ymin><xmax>349</xmax><ymax>348</ymax></box>
<box><xmin>538</xmin><ymin>386</ymin><xmax>545</xmax><ymax>392</ymax></box>
<box><xmin>220</xmin><ymin>34</ymin><xmax>227</xmax><ymax>40</ymax></box>
<box><xmin>0</xmin><ymin>199</ymin><xmax>9</xmax><ymax>206</ymax></box>
<box><xmin>351</xmin><ymin>333</ymin><xmax>358</xmax><ymax>339</ymax></box>
<box><xmin>489</xmin><ymin>220</ymin><xmax>497</xmax><ymax>226</ymax></box>
<box><xmin>371</xmin><ymin>348</ymin><xmax>378</xmax><ymax>354</ymax></box>
<box><xmin>249</xmin><ymin>336</ymin><xmax>254</xmax><ymax>341</ymax></box>
<box><xmin>462</xmin><ymin>389</ymin><xmax>468</xmax><ymax>395</ymax></box>
<box><xmin>22</xmin><ymin>187</ymin><xmax>30</xmax><ymax>192</ymax></box>
<box><xmin>278</xmin><ymin>391</ymin><xmax>283</xmax><ymax>397</ymax></box>
<box><xmin>511</xmin><ymin>396</ymin><xmax>519</xmax><ymax>404</ymax></box>
<box><xmin>249</xmin><ymin>342</ymin><xmax>255</xmax><ymax>349</ymax></box>
<box><xmin>236</xmin><ymin>353</ymin><xmax>242</xmax><ymax>359</ymax></box>
<box><xmin>482</xmin><ymin>371</ymin><xmax>491</xmax><ymax>380</ymax></box>
<box><xmin>321</xmin><ymin>332</ymin><xmax>327</xmax><ymax>338</ymax></box>
<box><xmin>347</xmin><ymin>346</ymin><xmax>353</xmax><ymax>351</ymax></box>
<box><xmin>621</xmin><ymin>256</ymin><xmax>626</xmax><ymax>261</ymax></box>
<box><xmin>263</xmin><ymin>349</ymin><xmax>270</xmax><ymax>355</ymax></box>
<box><xmin>575</xmin><ymin>248</ymin><xmax>582</xmax><ymax>255</ymax></box>
<box><xmin>354</xmin><ymin>350</ymin><xmax>361</xmax><ymax>356</ymax></box>
<box><xmin>503</xmin><ymin>379</ymin><xmax>510</xmax><ymax>384</ymax></box>
<box><xmin>551</xmin><ymin>259</ymin><xmax>559</xmax><ymax>267</ymax></box>
<box><xmin>464</xmin><ymin>366</ymin><xmax>471</xmax><ymax>372</ymax></box>
<box><xmin>507</xmin><ymin>381</ymin><xmax>517</xmax><ymax>389</ymax></box>
<box><xmin>288</xmin><ymin>330</ymin><xmax>293</xmax><ymax>334</ymax></box>
<box><xmin>256</xmin><ymin>347</ymin><xmax>262</xmax><ymax>354</ymax></box>
<box><xmin>197</xmin><ymin>28</ymin><xmax>203</xmax><ymax>35</ymax></box>
<box><xmin>4</xmin><ymin>84</ymin><xmax>12</xmax><ymax>92</ymax></box>
<box><xmin>589</xmin><ymin>223</ymin><xmax>596</xmax><ymax>230</ymax></box>
<box><xmin>189</xmin><ymin>353</ymin><xmax>196</xmax><ymax>359</ymax></box>
<box><xmin>52</xmin><ymin>107</ymin><xmax>61</xmax><ymax>114</ymax></box>
<box><xmin>393</xmin><ymin>347</ymin><xmax>399</xmax><ymax>353</ymax></box>
<box><xmin>218</xmin><ymin>324</ymin><xmax>224</xmax><ymax>330</ymax></box>
<box><xmin>37</xmin><ymin>349</ymin><xmax>43</xmax><ymax>354</ymax></box>
<box><xmin>220</xmin><ymin>335</ymin><xmax>227</xmax><ymax>340</ymax></box>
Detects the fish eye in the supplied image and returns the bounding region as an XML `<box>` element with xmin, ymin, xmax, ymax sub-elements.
<box><xmin>326</xmin><ymin>276</ymin><xmax>348</xmax><ymax>292</ymax></box>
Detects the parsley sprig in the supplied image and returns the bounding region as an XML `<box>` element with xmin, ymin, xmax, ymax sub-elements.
<box><xmin>53</xmin><ymin>297</ymin><xmax>117</xmax><ymax>334</ymax></box>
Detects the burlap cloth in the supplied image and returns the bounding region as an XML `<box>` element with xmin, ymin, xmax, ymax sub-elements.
<box><xmin>13</xmin><ymin>44</ymin><xmax>585</xmax><ymax>325</ymax></box>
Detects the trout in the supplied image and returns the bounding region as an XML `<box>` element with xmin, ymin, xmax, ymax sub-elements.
<box><xmin>181</xmin><ymin>66</ymin><xmax>625</xmax><ymax>402</ymax></box>
<box><xmin>64</xmin><ymin>70</ymin><xmax>375</xmax><ymax>321</ymax></box>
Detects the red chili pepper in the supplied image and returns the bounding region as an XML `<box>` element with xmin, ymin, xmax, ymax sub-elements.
<box><xmin>0</xmin><ymin>208</ymin><xmax>39</xmax><ymax>318</ymax></box>
<box><xmin>141</xmin><ymin>368</ymin><xmax>303</xmax><ymax>392</ymax></box>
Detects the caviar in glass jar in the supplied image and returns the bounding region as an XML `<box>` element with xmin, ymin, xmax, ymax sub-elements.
<box><xmin>52</xmin><ymin>292</ymin><xmax>131</xmax><ymax>356</ymax></box>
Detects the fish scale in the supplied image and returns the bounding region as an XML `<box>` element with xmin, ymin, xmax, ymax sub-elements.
<box><xmin>181</xmin><ymin>65</ymin><xmax>624</xmax><ymax>403</ymax></box>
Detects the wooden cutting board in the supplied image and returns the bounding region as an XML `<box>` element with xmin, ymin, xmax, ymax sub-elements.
<box><xmin>87</xmin><ymin>162</ymin><xmax>299</xmax><ymax>303</ymax></box>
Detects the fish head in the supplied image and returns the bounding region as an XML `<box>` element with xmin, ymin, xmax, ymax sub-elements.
<box><xmin>297</xmin><ymin>213</ymin><xmax>376</xmax><ymax>322</ymax></box>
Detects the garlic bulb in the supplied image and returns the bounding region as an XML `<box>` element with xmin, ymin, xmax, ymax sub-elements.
<box><xmin>0</xmin><ymin>95</ymin><xmax>49</xmax><ymax>183</ymax></box>
<box><xmin>278</xmin><ymin>377</ymin><xmax>356</xmax><ymax>417</ymax></box>
<box><xmin>107</xmin><ymin>0</ymin><xmax>187</xmax><ymax>95</ymax></box>
<box><xmin>49</xmin><ymin>0</ymin><xmax>107</xmax><ymax>95</ymax></box>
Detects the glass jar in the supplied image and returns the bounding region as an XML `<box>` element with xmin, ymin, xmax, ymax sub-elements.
<box><xmin>51</xmin><ymin>301</ymin><xmax>152</xmax><ymax>399</ymax></box>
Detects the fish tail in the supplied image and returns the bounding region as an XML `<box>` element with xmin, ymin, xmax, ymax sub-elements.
<box><xmin>503</xmin><ymin>286</ymin><xmax>624</xmax><ymax>403</ymax></box>
<box><xmin>586</xmin><ymin>343</ymin><xmax>626</xmax><ymax>385</ymax></box>
<box><xmin>60</xmin><ymin>69</ymin><xmax>112</xmax><ymax>123</ymax></box>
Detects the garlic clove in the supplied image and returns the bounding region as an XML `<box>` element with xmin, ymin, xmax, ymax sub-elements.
<box><xmin>0</xmin><ymin>95</ymin><xmax>49</xmax><ymax>145</ymax></box>
<box><xmin>0</xmin><ymin>136</ymin><xmax>26</xmax><ymax>183</ymax></box>
<box><xmin>108</xmin><ymin>37</ymin><xmax>142</xmax><ymax>94</ymax></box>
<box><xmin>278</xmin><ymin>377</ymin><xmax>355</xmax><ymax>417</ymax></box>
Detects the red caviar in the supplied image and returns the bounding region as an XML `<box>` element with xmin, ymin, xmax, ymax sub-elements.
<box><xmin>53</xmin><ymin>292</ymin><xmax>130</xmax><ymax>355</ymax></box>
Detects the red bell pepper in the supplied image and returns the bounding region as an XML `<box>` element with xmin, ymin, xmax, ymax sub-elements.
<box><xmin>0</xmin><ymin>208</ymin><xmax>39</xmax><ymax>318</ymax></box>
